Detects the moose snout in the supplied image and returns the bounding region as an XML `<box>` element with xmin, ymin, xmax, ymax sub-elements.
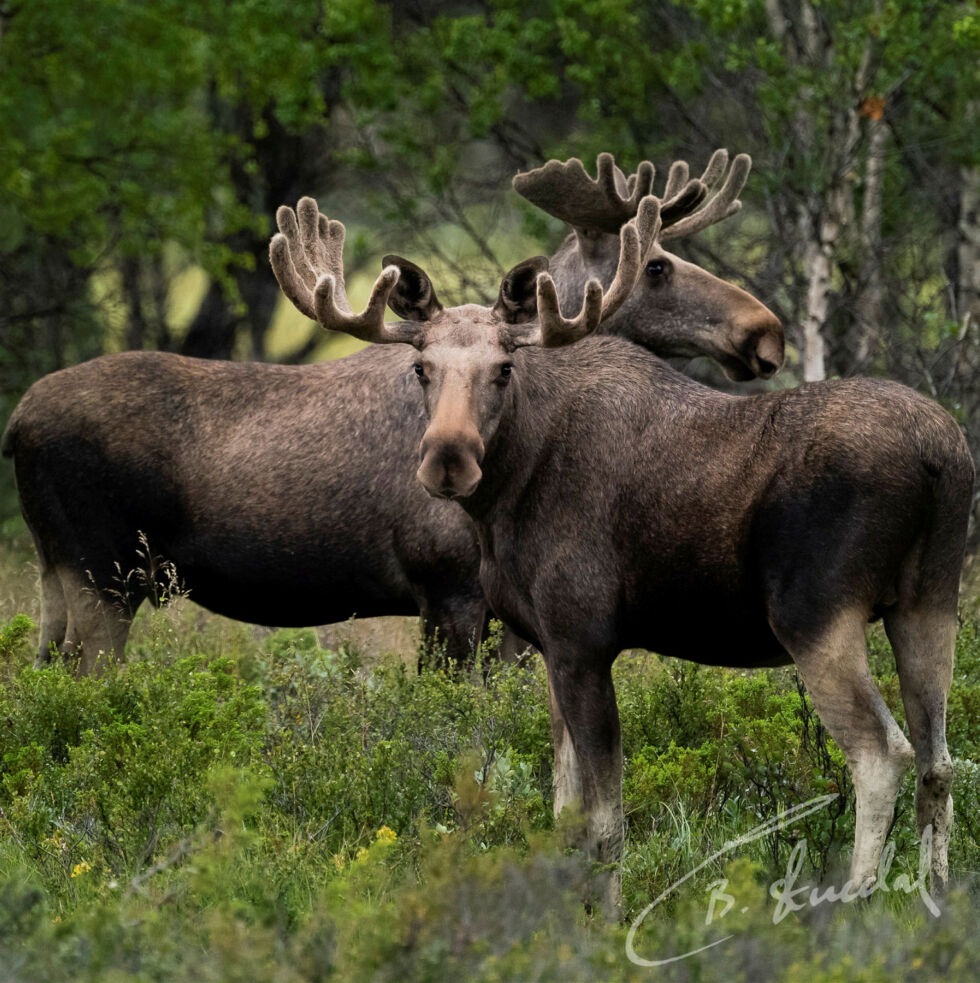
<box><xmin>417</xmin><ymin>431</ymin><xmax>485</xmax><ymax>500</ymax></box>
<box><xmin>732</xmin><ymin>308</ymin><xmax>785</xmax><ymax>380</ymax></box>
<box><xmin>750</xmin><ymin>324</ymin><xmax>785</xmax><ymax>378</ymax></box>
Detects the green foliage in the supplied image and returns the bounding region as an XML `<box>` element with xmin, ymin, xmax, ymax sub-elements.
<box><xmin>0</xmin><ymin>613</ymin><xmax>33</xmax><ymax>681</ymax></box>
<box><xmin>0</xmin><ymin>607</ymin><xmax>976</xmax><ymax>979</ymax></box>
<box><xmin>258</xmin><ymin>628</ymin><xmax>552</xmax><ymax>858</ymax></box>
<box><xmin>0</xmin><ymin>0</ymin><xmax>331</xmax><ymax>264</ymax></box>
<box><xmin>0</xmin><ymin>654</ymin><xmax>266</xmax><ymax>890</ymax></box>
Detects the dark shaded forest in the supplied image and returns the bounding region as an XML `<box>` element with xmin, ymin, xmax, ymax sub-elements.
<box><xmin>2</xmin><ymin>0</ymin><xmax>978</xmax><ymax>545</ymax></box>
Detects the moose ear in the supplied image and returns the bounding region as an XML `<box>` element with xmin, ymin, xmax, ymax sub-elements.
<box><xmin>382</xmin><ymin>255</ymin><xmax>443</xmax><ymax>322</ymax></box>
<box><xmin>493</xmin><ymin>256</ymin><xmax>549</xmax><ymax>324</ymax></box>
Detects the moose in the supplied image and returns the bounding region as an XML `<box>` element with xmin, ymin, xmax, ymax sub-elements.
<box><xmin>268</xmin><ymin>195</ymin><xmax>974</xmax><ymax>914</ymax></box>
<box><xmin>3</xmin><ymin>150</ymin><xmax>782</xmax><ymax>672</ymax></box>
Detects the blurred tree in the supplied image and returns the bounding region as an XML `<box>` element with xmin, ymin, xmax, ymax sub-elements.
<box><xmin>1</xmin><ymin>0</ymin><xmax>977</xmax><ymax>546</ymax></box>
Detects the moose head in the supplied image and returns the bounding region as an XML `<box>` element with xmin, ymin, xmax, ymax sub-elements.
<box><xmin>270</xmin><ymin>195</ymin><xmax>660</xmax><ymax>500</ymax></box>
<box><xmin>513</xmin><ymin>149</ymin><xmax>785</xmax><ymax>380</ymax></box>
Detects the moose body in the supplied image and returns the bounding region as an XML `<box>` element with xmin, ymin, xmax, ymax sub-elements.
<box><xmin>442</xmin><ymin>335</ymin><xmax>973</xmax><ymax>915</ymax></box>
<box><xmin>4</xmin><ymin>346</ymin><xmax>487</xmax><ymax>666</ymax></box>
<box><xmin>469</xmin><ymin>339</ymin><xmax>970</xmax><ymax>669</ymax></box>
<box><xmin>266</xmin><ymin>194</ymin><xmax>972</xmax><ymax>913</ymax></box>
<box><xmin>5</xmin><ymin>151</ymin><xmax>782</xmax><ymax>670</ymax></box>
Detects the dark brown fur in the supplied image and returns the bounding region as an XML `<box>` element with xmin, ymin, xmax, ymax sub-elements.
<box><xmin>410</xmin><ymin>315</ymin><xmax>973</xmax><ymax>911</ymax></box>
<box><xmin>3</xmin><ymin>348</ymin><xmax>486</xmax><ymax>671</ymax></box>
<box><xmin>3</xmin><ymin>244</ymin><xmax>781</xmax><ymax>673</ymax></box>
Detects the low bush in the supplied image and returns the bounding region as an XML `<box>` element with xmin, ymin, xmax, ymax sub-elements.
<box><xmin>0</xmin><ymin>608</ymin><xmax>976</xmax><ymax>981</ymax></box>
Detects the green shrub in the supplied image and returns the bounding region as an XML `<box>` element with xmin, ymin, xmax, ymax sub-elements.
<box><xmin>0</xmin><ymin>654</ymin><xmax>266</xmax><ymax>895</ymax></box>
<box><xmin>0</xmin><ymin>607</ymin><xmax>977</xmax><ymax>981</ymax></box>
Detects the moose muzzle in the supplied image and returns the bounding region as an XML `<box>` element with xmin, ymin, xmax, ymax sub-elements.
<box><xmin>723</xmin><ymin>305</ymin><xmax>785</xmax><ymax>381</ymax></box>
<box><xmin>417</xmin><ymin>431</ymin><xmax>485</xmax><ymax>499</ymax></box>
<box><xmin>746</xmin><ymin>311</ymin><xmax>785</xmax><ymax>378</ymax></box>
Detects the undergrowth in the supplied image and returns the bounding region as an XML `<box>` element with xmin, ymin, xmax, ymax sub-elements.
<box><xmin>0</xmin><ymin>599</ymin><xmax>978</xmax><ymax>981</ymax></box>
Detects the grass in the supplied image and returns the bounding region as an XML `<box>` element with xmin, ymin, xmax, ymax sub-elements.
<box><xmin>0</xmin><ymin>547</ymin><xmax>979</xmax><ymax>981</ymax></box>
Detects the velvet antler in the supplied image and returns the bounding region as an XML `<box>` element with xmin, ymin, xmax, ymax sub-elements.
<box><xmin>512</xmin><ymin>152</ymin><xmax>666</xmax><ymax>234</ymax></box>
<box><xmin>659</xmin><ymin>150</ymin><xmax>751</xmax><ymax>242</ymax></box>
<box><xmin>513</xmin><ymin>149</ymin><xmax>751</xmax><ymax>240</ymax></box>
<box><xmin>509</xmin><ymin>196</ymin><xmax>662</xmax><ymax>348</ymax></box>
<box><xmin>270</xmin><ymin>197</ymin><xmax>421</xmax><ymax>346</ymax></box>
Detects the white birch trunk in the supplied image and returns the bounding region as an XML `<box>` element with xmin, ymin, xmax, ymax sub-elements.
<box><xmin>801</xmin><ymin>220</ymin><xmax>831</xmax><ymax>381</ymax></box>
<box><xmin>956</xmin><ymin>164</ymin><xmax>979</xmax><ymax>326</ymax></box>
<box><xmin>853</xmin><ymin>114</ymin><xmax>888</xmax><ymax>369</ymax></box>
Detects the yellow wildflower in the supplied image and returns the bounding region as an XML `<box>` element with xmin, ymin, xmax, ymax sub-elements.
<box><xmin>375</xmin><ymin>825</ymin><xmax>397</xmax><ymax>843</ymax></box>
<box><xmin>70</xmin><ymin>861</ymin><xmax>91</xmax><ymax>878</ymax></box>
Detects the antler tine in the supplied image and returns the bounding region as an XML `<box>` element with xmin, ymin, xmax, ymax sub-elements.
<box><xmin>270</xmin><ymin>197</ymin><xmax>412</xmax><ymax>345</ymax></box>
<box><xmin>662</xmin><ymin>160</ymin><xmax>690</xmax><ymax>201</ymax></box>
<box><xmin>310</xmin><ymin>266</ymin><xmax>404</xmax><ymax>343</ymax></box>
<box><xmin>271</xmin><ymin>203</ymin><xmax>319</xmax><ymax>319</ymax></box>
<box><xmin>534</xmin><ymin>274</ymin><xmax>603</xmax><ymax>347</ymax></box>
<box><xmin>698</xmin><ymin>148</ymin><xmax>730</xmax><ymax>191</ymax></box>
<box><xmin>660</xmin><ymin>152</ymin><xmax>752</xmax><ymax>242</ymax></box>
<box><xmin>513</xmin><ymin>153</ymin><xmax>656</xmax><ymax>234</ymax></box>
<box><xmin>523</xmin><ymin>195</ymin><xmax>662</xmax><ymax>348</ymax></box>
<box><xmin>600</xmin><ymin>196</ymin><xmax>662</xmax><ymax>320</ymax></box>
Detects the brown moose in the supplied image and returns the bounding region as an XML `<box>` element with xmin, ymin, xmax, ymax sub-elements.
<box><xmin>3</xmin><ymin>151</ymin><xmax>781</xmax><ymax>671</ymax></box>
<box><xmin>269</xmin><ymin>195</ymin><xmax>974</xmax><ymax>914</ymax></box>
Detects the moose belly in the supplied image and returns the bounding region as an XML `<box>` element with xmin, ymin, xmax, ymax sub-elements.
<box><xmin>165</xmin><ymin>532</ymin><xmax>418</xmax><ymax>627</ymax></box>
<box><xmin>621</xmin><ymin>586</ymin><xmax>791</xmax><ymax>669</ymax></box>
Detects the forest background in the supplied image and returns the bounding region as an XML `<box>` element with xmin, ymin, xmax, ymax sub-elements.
<box><xmin>1</xmin><ymin>0</ymin><xmax>978</xmax><ymax>552</ymax></box>
<box><xmin>1</xmin><ymin>5</ymin><xmax>980</xmax><ymax>979</ymax></box>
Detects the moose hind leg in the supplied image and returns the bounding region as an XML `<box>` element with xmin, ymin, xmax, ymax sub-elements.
<box><xmin>419</xmin><ymin>594</ymin><xmax>487</xmax><ymax>671</ymax></box>
<box><xmin>775</xmin><ymin>608</ymin><xmax>913</xmax><ymax>891</ymax></box>
<box><xmin>61</xmin><ymin>570</ymin><xmax>135</xmax><ymax>676</ymax></box>
<box><xmin>885</xmin><ymin>606</ymin><xmax>955</xmax><ymax>892</ymax></box>
<box><xmin>36</xmin><ymin>567</ymin><xmax>68</xmax><ymax>666</ymax></box>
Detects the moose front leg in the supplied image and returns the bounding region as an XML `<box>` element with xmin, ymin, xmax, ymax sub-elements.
<box><xmin>544</xmin><ymin>648</ymin><xmax>624</xmax><ymax>919</ymax></box>
<box><xmin>548</xmin><ymin>676</ymin><xmax>584</xmax><ymax>819</ymax></box>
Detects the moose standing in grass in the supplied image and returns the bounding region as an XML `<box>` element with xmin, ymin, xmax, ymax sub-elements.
<box><xmin>269</xmin><ymin>191</ymin><xmax>974</xmax><ymax>914</ymax></box>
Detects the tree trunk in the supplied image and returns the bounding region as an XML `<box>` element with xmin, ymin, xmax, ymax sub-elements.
<box><xmin>179</xmin><ymin>280</ymin><xmax>240</xmax><ymax>360</ymax></box>
<box><xmin>764</xmin><ymin>0</ymin><xmax>875</xmax><ymax>383</ymax></box>
<box><xmin>956</xmin><ymin>165</ymin><xmax>979</xmax><ymax>326</ymax></box>
<box><xmin>121</xmin><ymin>256</ymin><xmax>148</xmax><ymax>352</ymax></box>
<box><xmin>800</xmin><ymin>212</ymin><xmax>831</xmax><ymax>381</ymax></box>
<box><xmin>953</xmin><ymin>163</ymin><xmax>980</xmax><ymax>562</ymax></box>
<box><xmin>852</xmin><ymin>111</ymin><xmax>888</xmax><ymax>370</ymax></box>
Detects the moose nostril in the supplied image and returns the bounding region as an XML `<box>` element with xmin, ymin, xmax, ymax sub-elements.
<box><xmin>757</xmin><ymin>358</ymin><xmax>778</xmax><ymax>378</ymax></box>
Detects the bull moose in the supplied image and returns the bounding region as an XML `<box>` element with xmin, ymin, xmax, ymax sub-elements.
<box><xmin>3</xmin><ymin>150</ymin><xmax>782</xmax><ymax>672</ymax></box>
<box><xmin>268</xmin><ymin>195</ymin><xmax>974</xmax><ymax>914</ymax></box>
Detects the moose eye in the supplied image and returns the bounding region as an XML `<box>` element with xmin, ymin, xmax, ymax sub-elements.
<box><xmin>500</xmin><ymin>363</ymin><xmax>513</xmax><ymax>379</ymax></box>
<box><xmin>413</xmin><ymin>363</ymin><xmax>427</xmax><ymax>383</ymax></box>
<box><xmin>646</xmin><ymin>260</ymin><xmax>669</xmax><ymax>279</ymax></box>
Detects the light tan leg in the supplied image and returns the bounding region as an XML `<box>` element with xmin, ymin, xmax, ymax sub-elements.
<box><xmin>778</xmin><ymin>609</ymin><xmax>913</xmax><ymax>890</ymax></box>
<box><xmin>36</xmin><ymin>567</ymin><xmax>68</xmax><ymax>666</ymax></box>
<box><xmin>885</xmin><ymin>606</ymin><xmax>956</xmax><ymax>892</ymax></box>
<box><xmin>545</xmin><ymin>652</ymin><xmax>623</xmax><ymax>918</ymax></box>
<box><xmin>548</xmin><ymin>676</ymin><xmax>584</xmax><ymax>818</ymax></box>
